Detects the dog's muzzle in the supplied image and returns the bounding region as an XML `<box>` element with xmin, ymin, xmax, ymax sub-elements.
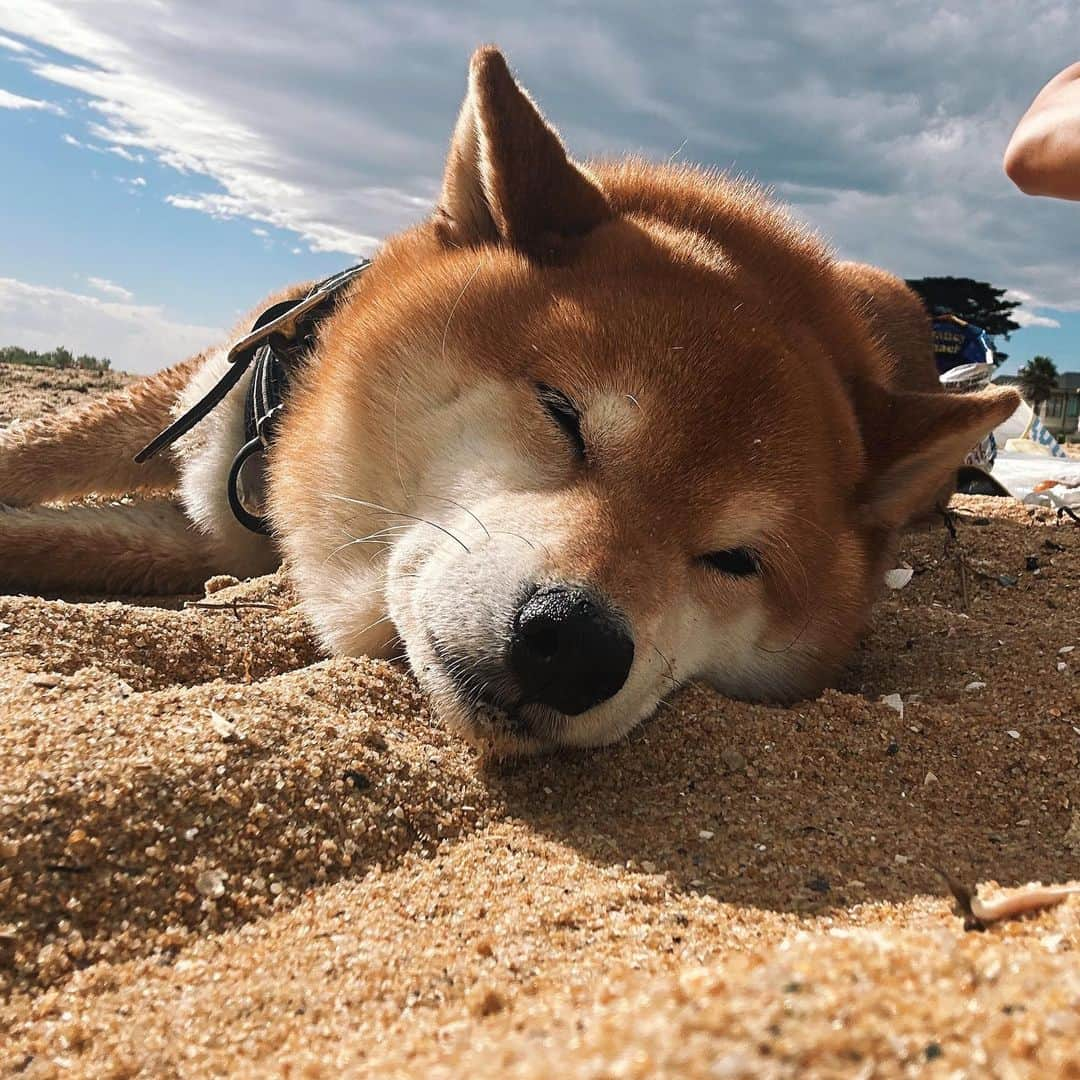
<box><xmin>507</xmin><ymin>583</ymin><xmax>634</xmax><ymax>715</ymax></box>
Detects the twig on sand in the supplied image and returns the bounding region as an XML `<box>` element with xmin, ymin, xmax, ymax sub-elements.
<box><xmin>183</xmin><ymin>598</ymin><xmax>282</xmax><ymax>616</ymax></box>
<box><xmin>930</xmin><ymin>865</ymin><xmax>1080</xmax><ymax>932</ymax></box>
<box><xmin>938</xmin><ymin>506</ymin><xmax>959</xmax><ymax>542</ymax></box>
<box><xmin>957</xmin><ymin>555</ymin><xmax>971</xmax><ymax>611</ymax></box>
<box><xmin>945</xmin><ymin>539</ymin><xmax>1003</xmax><ymax>612</ymax></box>
<box><xmin>941</xmin><ymin>513</ymin><xmax>981</xmax><ymax>611</ymax></box>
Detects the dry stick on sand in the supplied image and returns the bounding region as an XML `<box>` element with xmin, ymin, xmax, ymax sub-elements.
<box><xmin>936</xmin><ymin>512</ymin><xmax>989</xmax><ymax>613</ymax></box>
<box><xmin>957</xmin><ymin>554</ymin><xmax>971</xmax><ymax>612</ymax></box>
<box><xmin>183</xmin><ymin>599</ymin><xmax>284</xmax><ymax>616</ymax></box>
<box><xmin>943</xmin><ymin>530</ymin><xmax>1004</xmax><ymax>614</ymax></box>
<box><xmin>931</xmin><ymin>866</ymin><xmax>1080</xmax><ymax>932</ymax></box>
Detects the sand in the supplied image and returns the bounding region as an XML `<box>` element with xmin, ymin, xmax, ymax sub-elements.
<box><xmin>0</xmin><ymin>364</ymin><xmax>132</xmax><ymax>428</ymax></box>
<box><xmin>1</xmin><ymin>373</ymin><xmax>1079</xmax><ymax>1077</ymax></box>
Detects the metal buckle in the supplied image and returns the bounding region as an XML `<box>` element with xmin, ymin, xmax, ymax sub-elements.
<box><xmin>133</xmin><ymin>261</ymin><xmax>371</xmax><ymax>465</ymax></box>
<box><xmin>224</xmin><ymin>261</ymin><xmax>371</xmax><ymax>368</ymax></box>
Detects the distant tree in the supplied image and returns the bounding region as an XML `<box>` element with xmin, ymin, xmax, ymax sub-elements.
<box><xmin>905</xmin><ymin>276</ymin><xmax>1021</xmax><ymax>365</ymax></box>
<box><xmin>0</xmin><ymin>345</ymin><xmax>112</xmax><ymax>372</ymax></box>
<box><xmin>905</xmin><ymin>277</ymin><xmax>1022</xmax><ymax>338</ymax></box>
<box><xmin>76</xmin><ymin>352</ymin><xmax>110</xmax><ymax>371</ymax></box>
<box><xmin>1017</xmin><ymin>355</ymin><xmax>1059</xmax><ymax>416</ymax></box>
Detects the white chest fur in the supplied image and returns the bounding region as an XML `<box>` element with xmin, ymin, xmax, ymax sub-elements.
<box><xmin>172</xmin><ymin>347</ymin><xmax>279</xmax><ymax>578</ymax></box>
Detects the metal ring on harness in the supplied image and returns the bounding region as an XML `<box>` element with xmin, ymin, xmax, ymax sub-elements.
<box><xmin>227</xmin><ymin>435</ymin><xmax>270</xmax><ymax>535</ymax></box>
<box><xmin>133</xmin><ymin>260</ymin><xmax>372</xmax><ymax>537</ymax></box>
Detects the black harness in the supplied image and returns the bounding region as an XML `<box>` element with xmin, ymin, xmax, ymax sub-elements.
<box><xmin>135</xmin><ymin>262</ymin><xmax>371</xmax><ymax>535</ymax></box>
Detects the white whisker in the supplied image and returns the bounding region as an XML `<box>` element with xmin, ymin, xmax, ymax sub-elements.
<box><xmin>323</xmin><ymin>524</ymin><xmax>412</xmax><ymax>565</ymax></box>
<box><xmin>441</xmin><ymin>257</ymin><xmax>485</xmax><ymax>368</ymax></box>
<box><xmin>356</xmin><ymin>613</ymin><xmax>394</xmax><ymax>639</ymax></box>
<box><xmin>324</xmin><ymin>493</ymin><xmax>471</xmax><ymax>553</ymax></box>
<box><xmin>419</xmin><ymin>492</ymin><xmax>491</xmax><ymax>540</ymax></box>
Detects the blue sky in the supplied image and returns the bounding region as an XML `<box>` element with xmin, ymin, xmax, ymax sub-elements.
<box><xmin>1</xmin><ymin>2</ymin><xmax>1078</xmax><ymax>375</ymax></box>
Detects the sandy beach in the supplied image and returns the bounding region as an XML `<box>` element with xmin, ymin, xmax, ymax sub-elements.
<box><xmin>1</xmin><ymin>367</ymin><xmax>1078</xmax><ymax>1077</ymax></box>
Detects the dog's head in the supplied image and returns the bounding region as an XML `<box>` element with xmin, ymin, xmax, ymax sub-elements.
<box><xmin>270</xmin><ymin>47</ymin><xmax>1017</xmax><ymax>753</ymax></box>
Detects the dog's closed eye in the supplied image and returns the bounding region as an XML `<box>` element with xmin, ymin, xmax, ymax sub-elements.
<box><xmin>700</xmin><ymin>547</ymin><xmax>761</xmax><ymax>577</ymax></box>
<box><xmin>537</xmin><ymin>382</ymin><xmax>586</xmax><ymax>462</ymax></box>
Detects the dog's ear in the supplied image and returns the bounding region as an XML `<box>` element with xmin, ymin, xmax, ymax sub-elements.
<box><xmin>435</xmin><ymin>46</ymin><xmax>611</xmax><ymax>254</ymax></box>
<box><xmin>851</xmin><ymin>378</ymin><xmax>1020</xmax><ymax>528</ymax></box>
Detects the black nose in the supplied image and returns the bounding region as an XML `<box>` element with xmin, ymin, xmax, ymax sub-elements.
<box><xmin>509</xmin><ymin>585</ymin><xmax>634</xmax><ymax>715</ymax></box>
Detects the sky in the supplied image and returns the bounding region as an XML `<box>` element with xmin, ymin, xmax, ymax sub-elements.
<box><xmin>0</xmin><ymin>1</ymin><xmax>1078</xmax><ymax>376</ymax></box>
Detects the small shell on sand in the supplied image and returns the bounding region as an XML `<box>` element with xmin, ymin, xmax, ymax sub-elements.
<box><xmin>884</xmin><ymin>567</ymin><xmax>914</xmax><ymax>590</ymax></box>
<box><xmin>209</xmin><ymin>709</ymin><xmax>241</xmax><ymax>741</ymax></box>
<box><xmin>880</xmin><ymin>693</ymin><xmax>904</xmax><ymax>718</ymax></box>
<box><xmin>939</xmin><ymin>870</ymin><xmax>1080</xmax><ymax>931</ymax></box>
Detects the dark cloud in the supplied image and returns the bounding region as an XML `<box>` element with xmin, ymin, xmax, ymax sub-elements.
<box><xmin>4</xmin><ymin>0</ymin><xmax>1079</xmax><ymax>312</ymax></box>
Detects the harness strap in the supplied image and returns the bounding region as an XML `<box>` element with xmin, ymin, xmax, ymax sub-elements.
<box><xmin>133</xmin><ymin>297</ymin><xmax>300</xmax><ymax>465</ymax></box>
<box><xmin>135</xmin><ymin>261</ymin><xmax>372</xmax><ymax>535</ymax></box>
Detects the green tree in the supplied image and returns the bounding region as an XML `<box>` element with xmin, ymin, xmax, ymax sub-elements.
<box><xmin>52</xmin><ymin>346</ymin><xmax>75</xmax><ymax>370</ymax></box>
<box><xmin>1017</xmin><ymin>355</ymin><xmax>1059</xmax><ymax>417</ymax></box>
<box><xmin>1</xmin><ymin>344</ymin><xmax>113</xmax><ymax>372</ymax></box>
<box><xmin>904</xmin><ymin>277</ymin><xmax>1022</xmax><ymax>337</ymax></box>
<box><xmin>905</xmin><ymin>276</ymin><xmax>1022</xmax><ymax>364</ymax></box>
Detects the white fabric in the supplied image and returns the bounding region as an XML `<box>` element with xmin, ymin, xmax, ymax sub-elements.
<box><xmin>989</xmin><ymin>397</ymin><xmax>1080</xmax><ymax>505</ymax></box>
<box><xmin>990</xmin><ymin>449</ymin><xmax>1080</xmax><ymax>506</ymax></box>
<box><xmin>934</xmin><ymin>364</ymin><xmax>1079</xmax><ymax>505</ymax></box>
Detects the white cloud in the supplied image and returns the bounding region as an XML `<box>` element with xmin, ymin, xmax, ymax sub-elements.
<box><xmin>1</xmin><ymin>0</ymin><xmax>1078</xmax><ymax>315</ymax></box>
<box><xmin>85</xmin><ymin>276</ymin><xmax>134</xmax><ymax>302</ymax></box>
<box><xmin>106</xmin><ymin>143</ymin><xmax>144</xmax><ymax>163</ymax></box>
<box><xmin>1005</xmin><ymin>291</ymin><xmax>1062</xmax><ymax>329</ymax></box>
<box><xmin>0</xmin><ymin>87</ymin><xmax>63</xmax><ymax>114</ymax></box>
<box><xmin>0</xmin><ymin>32</ymin><xmax>33</xmax><ymax>54</ymax></box>
<box><xmin>2</xmin><ymin>0</ymin><xmax>425</xmax><ymax>257</ymax></box>
<box><xmin>0</xmin><ymin>277</ymin><xmax>221</xmax><ymax>374</ymax></box>
<box><xmin>1012</xmin><ymin>311</ymin><xmax>1062</xmax><ymax>329</ymax></box>
<box><xmin>164</xmin><ymin>193</ymin><xmax>379</xmax><ymax>254</ymax></box>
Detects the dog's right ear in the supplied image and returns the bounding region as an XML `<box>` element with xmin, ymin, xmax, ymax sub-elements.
<box><xmin>435</xmin><ymin>46</ymin><xmax>611</xmax><ymax>256</ymax></box>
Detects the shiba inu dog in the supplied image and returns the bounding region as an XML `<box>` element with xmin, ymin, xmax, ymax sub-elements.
<box><xmin>0</xmin><ymin>47</ymin><xmax>1017</xmax><ymax>752</ymax></box>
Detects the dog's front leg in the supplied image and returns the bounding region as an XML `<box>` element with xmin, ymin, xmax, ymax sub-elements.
<box><xmin>0</xmin><ymin>498</ymin><xmax>223</xmax><ymax>595</ymax></box>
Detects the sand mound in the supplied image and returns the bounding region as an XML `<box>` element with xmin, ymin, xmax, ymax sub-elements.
<box><xmin>0</xmin><ymin>364</ymin><xmax>131</xmax><ymax>429</ymax></box>
<box><xmin>1</xmin><ymin>482</ymin><xmax>1078</xmax><ymax>1074</ymax></box>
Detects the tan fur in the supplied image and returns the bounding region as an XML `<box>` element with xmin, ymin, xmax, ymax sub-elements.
<box><xmin>833</xmin><ymin>261</ymin><xmax>938</xmax><ymax>394</ymax></box>
<box><xmin>0</xmin><ymin>286</ymin><xmax>305</xmax><ymax>594</ymax></box>
<box><xmin>833</xmin><ymin>261</ymin><xmax>964</xmax><ymax>517</ymax></box>
<box><xmin>0</xmin><ymin>46</ymin><xmax>1019</xmax><ymax>750</ymax></box>
<box><xmin>0</xmin><ymin>499</ymin><xmax>215</xmax><ymax>594</ymax></box>
<box><xmin>0</xmin><ymin>355</ymin><xmax>201</xmax><ymax>507</ymax></box>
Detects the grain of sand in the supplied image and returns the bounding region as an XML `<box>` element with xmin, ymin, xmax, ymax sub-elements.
<box><xmin>1</xmin><ymin>377</ymin><xmax>1079</xmax><ymax>1076</ymax></box>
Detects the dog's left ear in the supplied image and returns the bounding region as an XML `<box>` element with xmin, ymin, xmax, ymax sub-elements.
<box><xmin>435</xmin><ymin>45</ymin><xmax>611</xmax><ymax>255</ymax></box>
<box><xmin>852</xmin><ymin>378</ymin><xmax>1020</xmax><ymax>528</ymax></box>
